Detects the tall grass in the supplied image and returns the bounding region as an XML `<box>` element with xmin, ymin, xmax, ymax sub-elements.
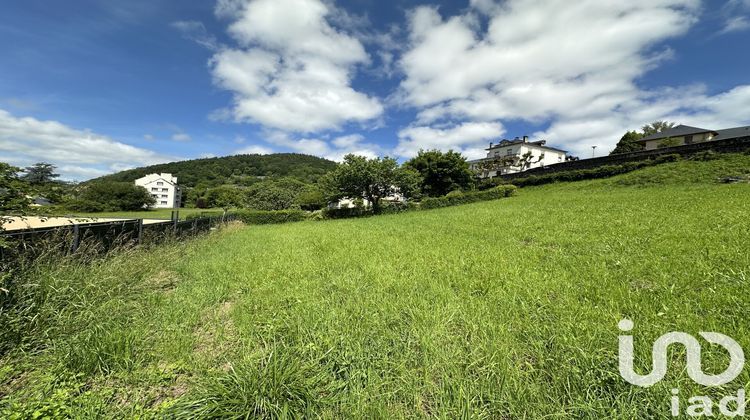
<box><xmin>2</xmin><ymin>156</ymin><xmax>750</xmax><ymax>417</ymax></box>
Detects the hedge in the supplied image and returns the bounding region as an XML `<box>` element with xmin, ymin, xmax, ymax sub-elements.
<box><xmin>234</xmin><ymin>209</ymin><xmax>308</xmax><ymax>225</ymax></box>
<box><xmin>480</xmin><ymin>154</ymin><xmax>682</xmax><ymax>189</ymax></box>
<box><xmin>421</xmin><ymin>185</ymin><xmax>516</xmax><ymax>210</ymax></box>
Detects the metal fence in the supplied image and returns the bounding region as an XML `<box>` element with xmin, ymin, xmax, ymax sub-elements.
<box><xmin>0</xmin><ymin>213</ymin><xmax>238</xmax><ymax>262</ymax></box>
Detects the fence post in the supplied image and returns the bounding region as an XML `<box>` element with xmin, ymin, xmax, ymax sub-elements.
<box><xmin>137</xmin><ymin>219</ymin><xmax>143</xmax><ymax>245</ymax></box>
<box><xmin>70</xmin><ymin>224</ymin><xmax>80</xmax><ymax>253</ymax></box>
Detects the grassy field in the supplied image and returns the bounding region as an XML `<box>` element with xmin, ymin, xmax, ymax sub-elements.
<box><xmin>2</xmin><ymin>155</ymin><xmax>750</xmax><ymax>418</ymax></box>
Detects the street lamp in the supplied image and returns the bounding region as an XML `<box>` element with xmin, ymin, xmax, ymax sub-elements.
<box><xmin>592</xmin><ymin>145</ymin><xmax>598</xmax><ymax>158</ymax></box>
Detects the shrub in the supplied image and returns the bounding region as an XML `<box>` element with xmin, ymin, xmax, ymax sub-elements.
<box><xmin>421</xmin><ymin>185</ymin><xmax>516</xmax><ymax>210</ymax></box>
<box><xmin>689</xmin><ymin>150</ymin><xmax>719</xmax><ymax>161</ymax></box>
<box><xmin>445</xmin><ymin>190</ymin><xmax>464</xmax><ymax>198</ymax></box>
<box><xmin>490</xmin><ymin>155</ymin><xmax>685</xmax><ymax>188</ymax></box>
<box><xmin>234</xmin><ymin>209</ymin><xmax>307</xmax><ymax>225</ymax></box>
<box><xmin>322</xmin><ymin>206</ymin><xmax>371</xmax><ymax>220</ymax></box>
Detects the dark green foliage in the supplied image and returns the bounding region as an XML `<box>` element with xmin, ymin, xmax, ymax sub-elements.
<box><xmin>65</xmin><ymin>182</ymin><xmax>155</xmax><ymax>212</ymax></box>
<box><xmin>0</xmin><ymin>163</ymin><xmax>32</xmax><ymax>216</ymax></box>
<box><xmin>204</xmin><ymin>185</ymin><xmax>245</xmax><ymax>211</ymax></box>
<box><xmin>89</xmin><ymin>153</ymin><xmax>336</xmax><ymax>188</ymax></box>
<box><xmin>404</xmin><ymin>149</ymin><xmax>474</xmax><ymax>197</ymax></box>
<box><xmin>420</xmin><ymin>185</ymin><xmax>516</xmax><ymax>210</ymax></box>
<box><xmin>486</xmin><ymin>154</ymin><xmax>682</xmax><ymax>188</ymax></box>
<box><xmin>234</xmin><ymin>209</ymin><xmax>308</xmax><ymax>225</ymax></box>
<box><xmin>322</xmin><ymin>155</ymin><xmax>422</xmax><ymax>214</ymax></box>
<box><xmin>610</xmin><ymin>131</ymin><xmax>644</xmax><ymax>155</ymax></box>
<box><xmin>245</xmin><ymin>178</ymin><xmax>309</xmax><ymax>211</ymax></box>
<box><xmin>297</xmin><ymin>189</ymin><xmax>326</xmax><ymax>211</ymax></box>
<box><xmin>21</xmin><ymin>162</ymin><xmax>60</xmax><ymax>185</ymax></box>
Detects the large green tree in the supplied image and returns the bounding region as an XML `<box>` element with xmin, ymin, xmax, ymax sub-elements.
<box><xmin>204</xmin><ymin>185</ymin><xmax>245</xmax><ymax>214</ymax></box>
<box><xmin>610</xmin><ymin>121</ymin><xmax>677</xmax><ymax>155</ymax></box>
<box><xmin>404</xmin><ymin>149</ymin><xmax>474</xmax><ymax>197</ymax></box>
<box><xmin>0</xmin><ymin>163</ymin><xmax>32</xmax><ymax>217</ymax></box>
<box><xmin>21</xmin><ymin>162</ymin><xmax>60</xmax><ymax>185</ymax></box>
<box><xmin>610</xmin><ymin>131</ymin><xmax>645</xmax><ymax>155</ymax></box>
<box><xmin>323</xmin><ymin>155</ymin><xmax>421</xmax><ymax>213</ymax></box>
<box><xmin>67</xmin><ymin>182</ymin><xmax>155</xmax><ymax>212</ymax></box>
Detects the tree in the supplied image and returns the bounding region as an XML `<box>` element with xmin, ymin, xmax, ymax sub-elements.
<box><xmin>204</xmin><ymin>185</ymin><xmax>245</xmax><ymax>214</ymax></box>
<box><xmin>245</xmin><ymin>178</ymin><xmax>311</xmax><ymax>211</ymax></box>
<box><xmin>472</xmin><ymin>152</ymin><xmax>544</xmax><ymax>177</ymax></box>
<box><xmin>296</xmin><ymin>188</ymin><xmax>326</xmax><ymax>211</ymax></box>
<box><xmin>21</xmin><ymin>162</ymin><xmax>60</xmax><ymax>185</ymax></box>
<box><xmin>323</xmin><ymin>155</ymin><xmax>422</xmax><ymax>214</ymax></box>
<box><xmin>404</xmin><ymin>149</ymin><xmax>474</xmax><ymax>197</ymax></box>
<box><xmin>0</xmin><ymin>163</ymin><xmax>32</xmax><ymax>221</ymax></box>
<box><xmin>610</xmin><ymin>121</ymin><xmax>677</xmax><ymax>155</ymax></box>
<box><xmin>610</xmin><ymin>131</ymin><xmax>645</xmax><ymax>155</ymax></box>
<box><xmin>642</xmin><ymin>121</ymin><xmax>676</xmax><ymax>136</ymax></box>
<box><xmin>66</xmin><ymin>182</ymin><xmax>155</xmax><ymax>212</ymax></box>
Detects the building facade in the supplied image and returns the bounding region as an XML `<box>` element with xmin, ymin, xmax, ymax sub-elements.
<box><xmin>469</xmin><ymin>136</ymin><xmax>568</xmax><ymax>178</ymax></box>
<box><xmin>134</xmin><ymin>173</ymin><xmax>182</xmax><ymax>208</ymax></box>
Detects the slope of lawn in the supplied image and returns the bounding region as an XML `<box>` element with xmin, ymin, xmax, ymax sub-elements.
<box><xmin>2</xmin><ymin>154</ymin><xmax>750</xmax><ymax>418</ymax></box>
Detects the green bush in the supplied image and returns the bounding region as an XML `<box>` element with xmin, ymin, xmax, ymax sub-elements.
<box><xmin>234</xmin><ymin>209</ymin><xmax>307</xmax><ymax>225</ymax></box>
<box><xmin>421</xmin><ymin>185</ymin><xmax>516</xmax><ymax>210</ymax></box>
<box><xmin>321</xmin><ymin>206</ymin><xmax>371</xmax><ymax>219</ymax></box>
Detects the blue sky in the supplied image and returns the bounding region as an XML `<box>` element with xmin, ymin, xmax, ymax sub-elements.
<box><xmin>1</xmin><ymin>0</ymin><xmax>749</xmax><ymax>180</ymax></box>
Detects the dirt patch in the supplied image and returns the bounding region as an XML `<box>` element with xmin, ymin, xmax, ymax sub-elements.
<box><xmin>148</xmin><ymin>270</ymin><xmax>180</xmax><ymax>292</ymax></box>
<box><xmin>193</xmin><ymin>301</ymin><xmax>238</xmax><ymax>360</ymax></box>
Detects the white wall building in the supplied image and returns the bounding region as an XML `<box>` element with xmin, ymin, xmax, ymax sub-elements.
<box><xmin>469</xmin><ymin>136</ymin><xmax>568</xmax><ymax>178</ymax></box>
<box><xmin>134</xmin><ymin>173</ymin><xmax>182</xmax><ymax>208</ymax></box>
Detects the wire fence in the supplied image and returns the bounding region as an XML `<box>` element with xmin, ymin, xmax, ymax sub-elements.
<box><xmin>0</xmin><ymin>213</ymin><xmax>239</xmax><ymax>263</ymax></box>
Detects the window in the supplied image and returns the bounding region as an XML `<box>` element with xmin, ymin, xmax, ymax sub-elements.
<box><xmin>506</xmin><ymin>148</ymin><xmax>513</xmax><ymax>156</ymax></box>
<box><xmin>161</xmin><ymin>194</ymin><xmax>168</xmax><ymax>198</ymax></box>
<box><xmin>160</xmin><ymin>201</ymin><xmax>168</xmax><ymax>205</ymax></box>
<box><xmin>162</xmin><ymin>188</ymin><xmax>168</xmax><ymax>192</ymax></box>
<box><xmin>156</xmin><ymin>182</ymin><xmax>163</xmax><ymax>186</ymax></box>
<box><xmin>151</xmin><ymin>187</ymin><xmax>158</xmax><ymax>191</ymax></box>
<box><xmin>151</xmin><ymin>194</ymin><xmax>158</xmax><ymax>198</ymax></box>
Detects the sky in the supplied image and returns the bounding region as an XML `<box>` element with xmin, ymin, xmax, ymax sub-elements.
<box><xmin>1</xmin><ymin>0</ymin><xmax>749</xmax><ymax>180</ymax></box>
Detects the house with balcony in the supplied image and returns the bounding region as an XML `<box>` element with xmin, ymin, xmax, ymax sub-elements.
<box><xmin>635</xmin><ymin>124</ymin><xmax>750</xmax><ymax>150</ymax></box>
<box><xmin>469</xmin><ymin>136</ymin><xmax>568</xmax><ymax>178</ymax></box>
<box><xmin>134</xmin><ymin>173</ymin><xmax>182</xmax><ymax>208</ymax></box>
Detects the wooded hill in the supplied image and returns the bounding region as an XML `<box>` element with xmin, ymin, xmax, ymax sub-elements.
<box><xmin>89</xmin><ymin>153</ymin><xmax>337</xmax><ymax>188</ymax></box>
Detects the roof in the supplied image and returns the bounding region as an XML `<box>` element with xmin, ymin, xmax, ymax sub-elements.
<box><xmin>636</xmin><ymin>125</ymin><xmax>716</xmax><ymax>143</ymax></box>
<box><xmin>487</xmin><ymin>138</ymin><xmax>568</xmax><ymax>154</ymax></box>
<box><xmin>713</xmin><ymin>125</ymin><xmax>750</xmax><ymax>141</ymax></box>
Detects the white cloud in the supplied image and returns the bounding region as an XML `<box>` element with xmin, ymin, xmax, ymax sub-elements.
<box><xmin>235</xmin><ymin>144</ymin><xmax>274</xmax><ymax>155</ymax></box>
<box><xmin>143</xmin><ymin>134</ymin><xmax>155</xmax><ymax>141</ymax></box>
<box><xmin>171</xmin><ymin>20</ymin><xmax>220</xmax><ymax>50</ymax></box>
<box><xmin>396</xmin><ymin>122</ymin><xmax>505</xmax><ymax>159</ymax></box>
<box><xmin>210</xmin><ymin>0</ymin><xmax>383</xmax><ymax>132</ymax></box>
<box><xmin>720</xmin><ymin>16</ymin><xmax>750</xmax><ymax>34</ymax></box>
<box><xmin>395</xmin><ymin>0</ymin><xmax>750</xmax><ymax>158</ymax></box>
<box><xmin>263</xmin><ymin>130</ymin><xmax>382</xmax><ymax>161</ymax></box>
<box><xmin>171</xmin><ymin>133</ymin><xmax>191</xmax><ymax>142</ymax></box>
<box><xmin>0</xmin><ymin>109</ymin><xmax>174</xmax><ymax>180</ymax></box>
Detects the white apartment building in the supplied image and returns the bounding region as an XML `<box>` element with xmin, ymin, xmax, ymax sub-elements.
<box><xmin>134</xmin><ymin>173</ymin><xmax>182</xmax><ymax>208</ymax></box>
<box><xmin>469</xmin><ymin>136</ymin><xmax>568</xmax><ymax>178</ymax></box>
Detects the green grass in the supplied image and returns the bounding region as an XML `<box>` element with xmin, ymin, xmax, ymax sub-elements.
<box><xmin>2</xmin><ymin>155</ymin><xmax>750</xmax><ymax>418</ymax></box>
<box><xmin>46</xmin><ymin>207</ymin><xmax>223</xmax><ymax>220</ymax></box>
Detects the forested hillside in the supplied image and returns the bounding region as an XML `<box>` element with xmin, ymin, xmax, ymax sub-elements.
<box><xmin>89</xmin><ymin>153</ymin><xmax>337</xmax><ymax>188</ymax></box>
